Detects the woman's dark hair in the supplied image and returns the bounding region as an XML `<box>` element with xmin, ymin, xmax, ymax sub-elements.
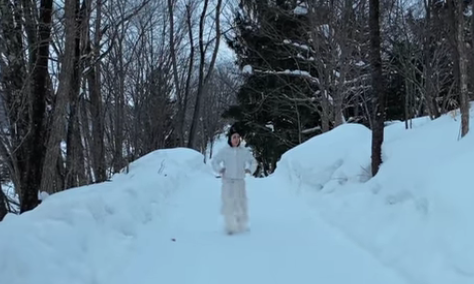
<box><xmin>227</xmin><ymin>126</ymin><xmax>241</xmax><ymax>147</ymax></box>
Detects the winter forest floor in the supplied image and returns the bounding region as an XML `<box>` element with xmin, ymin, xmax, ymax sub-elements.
<box><xmin>0</xmin><ymin>157</ymin><xmax>409</xmax><ymax>284</ymax></box>
<box><xmin>111</xmin><ymin>175</ymin><xmax>409</xmax><ymax>284</ymax></box>
<box><xmin>2</xmin><ymin>108</ymin><xmax>474</xmax><ymax>284</ymax></box>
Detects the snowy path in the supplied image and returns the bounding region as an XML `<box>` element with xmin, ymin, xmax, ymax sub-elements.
<box><xmin>111</xmin><ymin>174</ymin><xmax>409</xmax><ymax>284</ymax></box>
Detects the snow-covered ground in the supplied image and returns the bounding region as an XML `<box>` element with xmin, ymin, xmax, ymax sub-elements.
<box><xmin>0</xmin><ymin>145</ymin><xmax>409</xmax><ymax>284</ymax></box>
<box><xmin>108</xmin><ymin>174</ymin><xmax>408</xmax><ymax>284</ymax></box>
<box><xmin>1</xmin><ymin>136</ymin><xmax>410</xmax><ymax>284</ymax></box>
<box><xmin>276</xmin><ymin>108</ymin><xmax>474</xmax><ymax>284</ymax></box>
<box><xmin>0</xmin><ymin>148</ymin><xmax>208</xmax><ymax>284</ymax></box>
<box><xmin>1</xmin><ymin>108</ymin><xmax>472</xmax><ymax>284</ymax></box>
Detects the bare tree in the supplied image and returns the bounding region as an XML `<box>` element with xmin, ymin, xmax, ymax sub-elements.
<box><xmin>0</xmin><ymin>0</ymin><xmax>160</xmax><ymax>212</ymax></box>
<box><xmin>20</xmin><ymin>0</ymin><xmax>54</xmax><ymax>212</ymax></box>
<box><xmin>449</xmin><ymin>0</ymin><xmax>469</xmax><ymax>137</ymax></box>
<box><xmin>88</xmin><ymin>0</ymin><xmax>107</xmax><ymax>182</ymax></box>
<box><xmin>41</xmin><ymin>0</ymin><xmax>77</xmax><ymax>194</ymax></box>
<box><xmin>306</xmin><ymin>0</ymin><xmax>371</xmax><ymax>131</ymax></box>
<box><xmin>369</xmin><ymin>0</ymin><xmax>386</xmax><ymax>176</ymax></box>
<box><xmin>187</xmin><ymin>0</ymin><xmax>223</xmax><ymax>149</ymax></box>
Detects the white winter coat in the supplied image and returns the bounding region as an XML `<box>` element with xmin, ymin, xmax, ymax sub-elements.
<box><xmin>211</xmin><ymin>145</ymin><xmax>258</xmax><ymax>180</ymax></box>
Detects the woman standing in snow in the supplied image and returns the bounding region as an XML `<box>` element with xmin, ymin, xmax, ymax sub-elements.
<box><xmin>212</xmin><ymin>126</ymin><xmax>257</xmax><ymax>235</ymax></box>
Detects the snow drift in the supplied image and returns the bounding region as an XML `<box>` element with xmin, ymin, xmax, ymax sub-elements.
<box><xmin>275</xmin><ymin>109</ymin><xmax>474</xmax><ymax>284</ymax></box>
<box><xmin>0</xmin><ymin>148</ymin><xmax>207</xmax><ymax>284</ymax></box>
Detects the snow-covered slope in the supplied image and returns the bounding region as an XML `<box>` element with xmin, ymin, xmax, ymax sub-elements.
<box><xmin>275</xmin><ymin>109</ymin><xmax>474</xmax><ymax>284</ymax></box>
<box><xmin>0</xmin><ymin>148</ymin><xmax>208</xmax><ymax>284</ymax></box>
<box><xmin>0</xmin><ymin>140</ymin><xmax>410</xmax><ymax>284</ymax></box>
<box><xmin>114</xmin><ymin>174</ymin><xmax>408</xmax><ymax>284</ymax></box>
<box><xmin>3</xmin><ymin>108</ymin><xmax>472</xmax><ymax>284</ymax></box>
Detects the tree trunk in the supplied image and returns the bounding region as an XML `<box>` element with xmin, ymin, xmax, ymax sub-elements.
<box><xmin>0</xmin><ymin>186</ymin><xmax>7</xmax><ymax>221</ymax></box>
<box><xmin>454</xmin><ymin>0</ymin><xmax>469</xmax><ymax>137</ymax></box>
<box><xmin>113</xmin><ymin>38</ymin><xmax>125</xmax><ymax>173</ymax></box>
<box><xmin>423</xmin><ymin>0</ymin><xmax>441</xmax><ymax>119</ymax></box>
<box><xmin>369</xmin><ymin>0</ymin><xmax>386</xmax><ymax>177</ymax></box>
<box><xmin>167</xmin><ymin>0</ymin><xmax>185</xmax><ymax>146</ymax></box>
<box><xmin>20</xmin><ymin>0</ymin><xmax>54</xmax><ymax>213</ymax></box>
<box><xmin>41</xmin><ymin>0</ymin><xmax>77</xmax><ymax>194</ymax></box>
<box><xmin>88</xmin><ymin>0</ymin><xmax>106</xmax><ymax>182</ymax></box>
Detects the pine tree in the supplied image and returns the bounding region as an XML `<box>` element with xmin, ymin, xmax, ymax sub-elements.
<box><xmin>224</xmin><ymin>0</ymin><xmax>321</xmax><ymax>176</ymax></box>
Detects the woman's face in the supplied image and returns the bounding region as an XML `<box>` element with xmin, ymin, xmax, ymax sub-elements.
<box><xmin>231</xmin><ymin>133</ymin><xmax>240</xmax><ymax>147</ymax></box>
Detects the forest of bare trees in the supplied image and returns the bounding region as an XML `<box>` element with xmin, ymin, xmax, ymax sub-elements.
<box><xmin>0</xmin><ymin>0</ymin><xmax>239</xmax><ymax>219</ymax></box>
<box><xmin>1</xmin><ymin>0</ymin><xmax>473</xmax><ymax>220</ymax></box>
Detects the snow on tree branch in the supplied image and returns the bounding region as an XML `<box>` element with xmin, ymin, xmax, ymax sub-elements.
<box><xmin>252</xmin><ymin>68</ymin><xmax>320</xmax><ymax>85</ymax></box>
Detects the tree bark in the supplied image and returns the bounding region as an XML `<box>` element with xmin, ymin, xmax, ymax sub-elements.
<box><xmin>422</xmin><ymin>0</ymin><xmax>441</xmax><ymax>119</ymax></box>
<box><xmin>20</xmin><ymin>0</ymin><xmax>54</xmax><ymax>213</ymax></box>
<box><xmin>113</xmin><ymin>36</ymin><xmax>125</xmax><ymax>173</ymax></box>
<box><xmin>453</xmin><ymin>0</ymin><xmax>469</xmax><ymax>137</ymax></box>
<box><xmin>88</xmin><ymin>0</ymin><xmax>107</xmax><ymax>182</ymax></box>
<box><xmin>41</xmin><ymin>0</ymin><xmax>77</xmax><ymax>194</ymax></box>
<box><xmin>0</xmin><ymin>186</ymin><xmax>7</xmax><ymax>221</ymax></box>
<box><xmin>369</xmin><ymin>0</ymin><xmax>386</xmax><ymax>177</ymax></box>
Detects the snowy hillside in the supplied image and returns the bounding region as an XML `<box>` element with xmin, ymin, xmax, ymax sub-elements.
<box><xmin>1</xmin><ymin>134</ymin><xmax>410</xmax><ymax>284</ymax></box>
<box><xmin>275</xmin><ymin>108</ymin><xmax>474</xmax><ymax>284</ymax></box>
<box><xmin>0</xmin><ymin>148</ymin><xmax>210</xmax><ymax>284</ymax></box>
<box><xmin>1</xmin><ymin>109</ymin><xmax>473</xmax><ymax>284</ymax></box>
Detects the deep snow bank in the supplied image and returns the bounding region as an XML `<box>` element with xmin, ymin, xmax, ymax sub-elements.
<box><xmin>275</xmin><ymin>111</ymin><xmax>474</xmax><ymax>284</ymax></box>
<box><xmin>275</xmin><ymin>123</ymin><xmax>372</xmax><ymax>192</ymax></box>
<box><xmin>0</xmin><ymin>148</ymin><xmax>207</xmax><ymax>284</ymax></box>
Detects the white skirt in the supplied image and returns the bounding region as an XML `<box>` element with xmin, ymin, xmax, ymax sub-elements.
<box><xmin>220</xmin><ymin>178</ymin><xmax>248</xmax><ymax>226</ymax></box>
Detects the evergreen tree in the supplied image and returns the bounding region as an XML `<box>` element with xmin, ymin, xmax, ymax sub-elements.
<box><xmin>224</xmin><ymin>1</ymin><xmax>321</xmax><ymax>176</ymax></box>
